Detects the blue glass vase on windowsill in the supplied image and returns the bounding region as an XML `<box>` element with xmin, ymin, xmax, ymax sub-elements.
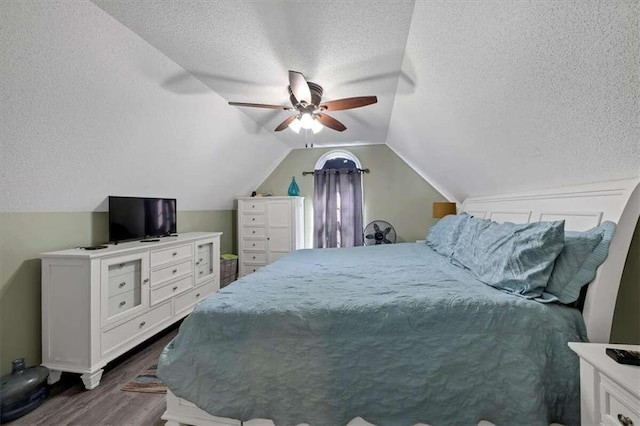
<box><xmin>288</xmin><ymin>176</ymin><xmax>300</xmax><ymax>196</ymax></box>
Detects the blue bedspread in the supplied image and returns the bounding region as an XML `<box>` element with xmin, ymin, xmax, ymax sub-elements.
<box><xmin>158</xmin><ymin>243</ymin><xmax>587</xmax><ymax>426</ymax></box>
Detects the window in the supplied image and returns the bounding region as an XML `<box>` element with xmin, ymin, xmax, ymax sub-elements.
<box><xmin>312</xmin><ymin>151</ymin><xmax>364</xmax><ymax>248</ymax></box>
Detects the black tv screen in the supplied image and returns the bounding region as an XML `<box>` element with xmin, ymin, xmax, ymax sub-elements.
<box><xmin>108</xmin><ymin>196</ymin><xmax>177</xmax><ymax>242</ymax></box>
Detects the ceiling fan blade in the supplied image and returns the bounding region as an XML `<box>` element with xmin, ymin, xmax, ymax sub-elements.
<box><xmin>320</xmin><ymin>96</ymin><xmax>378</xmax><ymax>112</ymax></box>
<box><xmin>274</xmin><ymin>115</ymin><xmax>298</xmax><ymax>132</ymax></box>
<box><xmin>228</xmin><ymin>102</ymin><xmax>291</xmax><ymax>110</ymax></box>
<box><xmin>289</xmin><ymin>71</ymin><xmax>312</xmax><ymax>105</ymax></box>
<box><xmin>316</xmin><ymin>113</ymin><xmax>346</xmax><ymax>132</ymax></box>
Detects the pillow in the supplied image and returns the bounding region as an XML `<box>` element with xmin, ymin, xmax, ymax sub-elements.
<box><xmin>542</xmin><ymin>221</ymin><xmax>616</xmax><ymax>304</ymax></box>
<box><xmin>426</xmin><ymin>214</ymin><xmax>470</xmax><ymax>257</ymax></box>
<box><xmin>451</xmin><ymin>217</ymin><xmax>565</xmax><ymax>299</ymax></box>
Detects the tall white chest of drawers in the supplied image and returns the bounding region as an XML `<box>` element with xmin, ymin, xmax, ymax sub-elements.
<box><xmin>40</xmin><ymin>232</ymin><xmax>221</xmax><ymax>389</ymax></box>
<box><xmin>237</xmin><ymin>197</ymin><xmax>304</xmax><ymax>277</ymax></box>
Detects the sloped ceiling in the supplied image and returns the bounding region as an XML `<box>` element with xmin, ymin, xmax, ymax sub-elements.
<box><xmin>91</xmin><ymin>0</ymin><xmax>639</xmax><ymax>202</ymax></box>
<box><xmin>91</xmin><ymin>0</ymin><xmax>416</xmax><ymax>147</ymax></box>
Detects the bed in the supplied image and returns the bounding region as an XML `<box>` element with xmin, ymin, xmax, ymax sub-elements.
<box><xmin>159</xmin><ymin>178</ymin><xmax>639</xmax><ymax>426</ymax></box>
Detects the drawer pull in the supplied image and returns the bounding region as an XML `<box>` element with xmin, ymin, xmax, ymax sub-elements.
<box><xmin>119</xmin><ymin>263</ymin><xmax>125</xmax><ymax>268</ymax></box>
<box><xmin>196</xmin><ymin>261</ymin><xmax>200</xmax><ymax>265</ymax></box>
<box><xmin>198</xmin><ymin>245</ymin><xmax>203</xmax><ymax>248</ymax></box>
<box><xmin>199</xmin><ymin>270</ymin><xmax>204</xmax><ymax>275</ymax></box>
<box><xmin>118</xmin><ymin>281</ymin><xmax>126</xmax><ymax>288</ymax></box>
<box><xmin>139</xmin><ymin>321</ymin><xmax>146</xmax><ymax>327</ymax></box>
<box><xmin>252</xmin><ymin>256</ymin><xmax>256</xmax><ymax>260</ymax></box>
<box><xmin>209</xmin><ymin>268</ymin><xmax>213</xmax><ymax>273</ymax></box>
<box><xmin>196</xmin><ymin>293</ymin><xmax>201</xmax><ymax>298</ymax></box>
<box><xmin>172</xmin><ymin>286</ymin><xmax>178</xmax><ymax>291</ymax></box>
<box><xmin>252</xmin><ymin>243</ymin><xmax>256</xmax><ymax>247</ymax></box>
<box><xmin>199</xmin><ymin>258</ymin><xmax>203</xmax><ymax>262</ymax></box>
<box><xmin>618</xmin><ymin>414</ymin><xmax>634</xmax><ymax>426</ymax></box>
<box><xmin>119</xmin><ymin>301</ymin><xmax>126</xmax><ymax>307</ymax></box>
<box><xmin>172</xmin><ymin>269</ymin><xmax>178</xmax><ymax>274</ymax></box>
<box><xmin>143</xmin><ymin>278</ymin><xmax>149</xmax><ymax>283</ymax></box>
<box><xmin>252</xmin><ymin>205</ymin><xmax>255</xmax><ymax>208</ymax></box>
<box><xmin>172</xmin><ymin>252</ymin><xmax>178</xmax><ymax>256</ymax></box>
<box><xmin>252</xmin><ymin>230</ymin><xmax>255</xmax><ymax>234</ymax></box>
<box><xmin>252</xmin><ymin>218</ymin><xmax>255</xmax><ymax>221</ymax></box>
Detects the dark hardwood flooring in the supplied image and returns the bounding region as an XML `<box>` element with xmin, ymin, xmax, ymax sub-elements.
<box><xmin>12</xmin><ymin>325</ymin><xmax>179</xmax><ymax>426</ymax></box>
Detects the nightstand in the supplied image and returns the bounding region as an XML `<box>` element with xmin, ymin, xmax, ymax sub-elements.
<box><xmin>569</xmin><ymin>342</ymin><xmax>640</xmax><ymax>426</ymax></box>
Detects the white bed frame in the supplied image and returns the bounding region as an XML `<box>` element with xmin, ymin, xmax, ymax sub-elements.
<box><xmin>162</xmin><ymin>178</ymin><xmax>640</xmax><ymax>426</ymax></box>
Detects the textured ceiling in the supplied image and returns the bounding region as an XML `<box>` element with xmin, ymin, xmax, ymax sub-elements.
<box><xmin>89</xmin><ymin>0</ymin><xmax>638</xmax><ymax>201</ymax></box>
<box><xmin>91</xmin><ymin>0</ymin><xmax>416</xmax><ymax>148</ymax></box>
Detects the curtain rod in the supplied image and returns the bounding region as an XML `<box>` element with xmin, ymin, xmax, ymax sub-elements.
<box><xmin>302</xmin><ymin>168</ymin><xmax>370</xmax><ymax>176</ymax></box>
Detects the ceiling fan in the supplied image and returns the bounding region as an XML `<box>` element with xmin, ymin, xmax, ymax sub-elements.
<box><xmin>228</xmin><ymin>71</ymin><xmax>377</xmax><ymax>133</ymax></box>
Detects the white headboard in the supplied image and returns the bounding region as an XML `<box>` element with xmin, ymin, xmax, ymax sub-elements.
<box><xmin>460</xmin><ymin>178</ymin><xmax>640</xmax><ymax>343</ymax></box>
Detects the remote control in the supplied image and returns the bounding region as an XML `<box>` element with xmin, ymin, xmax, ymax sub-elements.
<box><xmin>606</xmin><ymin>348</ymin><xmax>640</xmax><ymax>366</ymax></box>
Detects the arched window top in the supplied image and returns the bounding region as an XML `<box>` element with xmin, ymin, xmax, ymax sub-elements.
<box><xmin>315</xmin><ymin>150</ymin><xmax>362</xmax><ymax>171</ymax></box>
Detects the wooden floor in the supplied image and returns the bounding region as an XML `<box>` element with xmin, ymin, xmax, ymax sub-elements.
<box><xmin>13</xmin><ymin>325</ymin><xmax>178</xmax><ymax>426</ymax></box>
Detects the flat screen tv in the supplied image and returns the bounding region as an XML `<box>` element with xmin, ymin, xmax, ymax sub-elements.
<box><xmin>108</xmin><ymin>196</ymin><xmax>177</xmax><ymax>243</ymax></box>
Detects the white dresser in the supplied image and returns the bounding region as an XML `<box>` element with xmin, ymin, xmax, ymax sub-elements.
<box><xmin>569</xmin><ymin>342</ymin><xmax>640</xmax><ymax>426</ymax></box>
<box><xmin>237</xmin><ymin>197</ymin><xmax>304</xmax><ymax>277</ymax></box>
<box><xmin>41</xmin><ymin>232</ymin><xmax>221</xmax><ymax>389</ymax></box>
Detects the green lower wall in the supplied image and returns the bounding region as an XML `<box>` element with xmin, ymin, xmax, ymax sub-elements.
<box><xmin>0</xmin><ymin>210</ymin><xmax>234</xmax><ymax>375</ymax></box>
<box><xmin>257</xmin><ymin>144</ymin><xmax>449</xmax><ymax>247</ymax></box>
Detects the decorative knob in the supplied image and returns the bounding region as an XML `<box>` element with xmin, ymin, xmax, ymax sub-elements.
<box><xmin>209</xmin><ymin>268</ymin><xmax>213</xmax><ymax>272</ymax></box>
<box><xmin>252</xmin><ymin>256</ymin><xmax>256</xmax><ymax>260</ymax></box>
<box><xmin>199</xmin><ymin>270</ymin><xmax>203</xmax><ymax>275</ymax></box>
<box><xmin>252</xmin><ymin>230</ymin><xmax>255</xmax><ymax>234</ymax></box>
<box><xmin>172</xmin><ymin>252</ymin><xmax>177</xmax><ymax>256</ymax></box>
<box><xmin>119</xmin><ymin>301</ymin><xmax>126</xmax><ymax>307</ymax></box>
<box><xmin>199</xmin><ymin>258</ymin><xmax>203</xmax><ymax>262</ymax></box>
<box><xmin>267</xmin><ymin>237</ymin><xmax>270</xmax><ymax>241</ymax></box>
<box><xmin>143</xmin><ymin>278</ymin><xmax>149</xmax><ymax>283</ymax></box>
<box><xmin>119</xmin><ymin>282</ymin><xmax>126</xmax><ymax>288</ymax></box>
<box><xmin>252</xmin><ymin>243</ymin><xmax>255</xmax><ymax>247</ymax></box>
<box><xmin>252</xmin><ymin>205</ymin><xmax>255</xmax><ymax>208</ymax></box>
<box><xmin>172</xmin><ymin>269</ymin><xmax>177</xmax><ymax>274</ymax></box>
<box><xmin>196</xmin><ymin>261</ymin><xmax>200</xmax><ymax>265</ymax></box>
<box><xmin>618</xmin><ymin>414</ymin><xmax>634</xmax><ymax>426</ymax></box>
<box><xmin>139</xmin><ymin>321</ymin><xmax>146</xmax><ymax>327</ymax></box>
<box><xmin>119</xmin><ymin>263</ymin><xmax>125</xmax><ymax>268</ymax></box>
<box><xmin>196</xmin><ymin>293</ymin><xmax>201</xmax><ymax>298</ymax></box>
<box><xmin>172</xmin><ymin>286</ymin><xmax>178</xmax><ymax>291</ymax></box>
<box><xmin>252</xmin><ymin>218</ymin><xmax>255</xmax><ymax>221</ymax></box>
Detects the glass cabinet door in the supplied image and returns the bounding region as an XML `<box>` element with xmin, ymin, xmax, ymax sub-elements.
<box><xmin>195</xmin><ymin>238</ymin><xmax>218</xmax><ymax>286</ymax></box>
<box><xmin>101</xmin><ymin>252</ymin><xmax>149</xmax><ymax>326</ymax></box>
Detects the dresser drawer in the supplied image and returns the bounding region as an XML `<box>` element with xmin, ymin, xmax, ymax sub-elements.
<box><xmin>150</xmin><ymin>244</ymin><xmax>193</xmax><ymax>267</ymax></box>
<box><xmin>197</xmin><ymin>243</ymin><xmax>211</xmax><ymax>259</ymax></box>
<box><xmin>243</xmin><ymin>264</ymin><xmax>264</xmax><ymax>275</ymax></box>
<box><xmin>242</xmin><ymin>201</ymin><xmax>265</xmax><ymax>212</ymax></box>
<box><xmin>107</xmin><ymin>260</ymin><xmax>140</xmax><ymax>278</ymax></box>
<box><xmin>242</xmin><ymin>214</ymin><xmax>265</xmax><ymax>226</ymax></box>
<box><xmin>150</xmin><ymin>259</ymin><xmax>192</xmax><ymax>287</ymax></box>
<box><xmin>107</xmin><ymin>288</ymin><xmax>142</xmax><ymax>319</ymax></box>
<box><xmin>242</xmin><ymin>239</ymin><xmax>266</xmax><ymax>251</ymax></box>
<box><xmin>244</xmin><ymin>252</ymin><xmax>266</xmax><ymax>263</ymax></box>
<box><xmin>101</xmin><ymin>301</ymin><xmax>172</xmax><ymax>356</ymax></box>
<box><xmin>107</xmin><ymin>271</ymin><xmax>138</xmax><ymax>298</ymax></box>
<box><xmin>243</xmin><ymin>227</ymin><xmax>266</xmax><ymax>238</ymax></box>
<box><xmin>174</xmin><ymin>280</ymin><xmax>218</xmax><ymax>315</ymax></box>
<box><xmin>196</xmin><ymin>262</ymin><xmax>214</xmax><ymax>279</ymax></box>
<box><xmin>600</xmin><ymin>375</ymin><xmax>640</xmax><ymax>426</ymax></box>
<box><xmin>150</xmin><ymin>275</ymin><xmax>193</xmax><ymax>306</ymax></box>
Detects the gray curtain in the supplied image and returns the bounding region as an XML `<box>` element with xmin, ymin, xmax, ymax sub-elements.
<box><xmin>313</xmin><ymin>169</ymin><xmax>363</xmax><ymax>248</ymax></box>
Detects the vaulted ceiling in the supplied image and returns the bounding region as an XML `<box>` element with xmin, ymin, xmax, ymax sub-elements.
<box><xmin>90</xmin><ymin>0</ymin><xmax>640</xmax><ymax>202</ymax></box>
<box><xmin>3</xmin><ymin>1</ymin><xmax>637</xmax><ymax>212</ymax></box>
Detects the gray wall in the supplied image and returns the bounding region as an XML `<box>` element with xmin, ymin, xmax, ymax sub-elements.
<box><xmin>257</xmin><ymin>144</ymin><xmax>449</xmax><ymax>247</ymax></box>
<box><xmin>0</xmin><ymin>211</ymin><xmax>234</xmax><ymax>375</ymax></box>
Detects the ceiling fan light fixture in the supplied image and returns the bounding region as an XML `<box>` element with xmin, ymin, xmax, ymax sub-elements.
<box><xmin>299</xmin><ymin>113</ymin><xmax>314</xmax><ymax>130</ymax></box>
<box><xmin>288</xmin><ymin>117</ymin><xmax>302</xmax><ymax>133</ymax></box>
<box><xmin>311</xmin><ymin>118</ymin><xmax>323</xmax><ymax>134</ymax></box>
